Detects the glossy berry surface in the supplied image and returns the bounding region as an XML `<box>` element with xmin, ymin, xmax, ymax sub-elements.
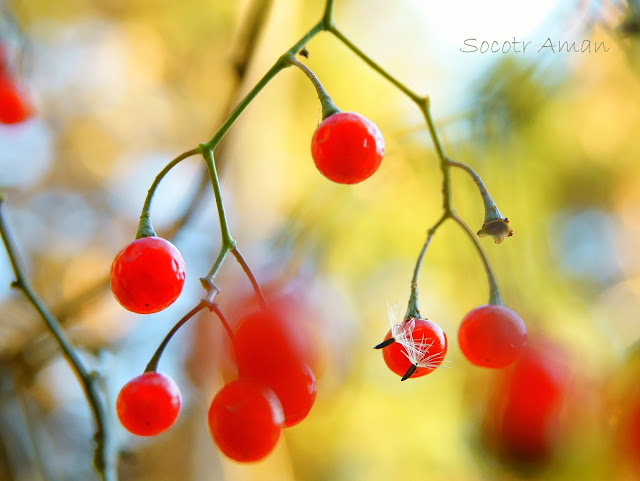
<box><xmin>232</xmin><ymin>308</ymin><xmax>317</xmax><ymax>426</ymax></box>
<box><xmin>110</xmin><ymin>236</ymin><xmax>186</xmax><ymax>314</ymax></box>
<box><xmin>116</xmin><ymin>372</ymin><xmax>182</xmax><ymax>436</ymax></box>
<box><xmin>0</xmin><ymin>76</ymin><xmax>32</xmax><ymax>125</ymax></box>
<box><xmin>311</xmin><ymin>111</ymin><xmax>384</xmax><ymax>184</ymax></box>
<box><xmin>458</xmin><ymin>304</ymin><xmax>527</xmax><ymax>368</ymax></box>
<box><xmin>208</xmin><ymin>379</ymin><xmax>284</xmax><ymax>463</ymax></box>
<box><xmin>381</xmin><ymin>318</ymin><xmax>447</xmax><ymax>379</ymax></box>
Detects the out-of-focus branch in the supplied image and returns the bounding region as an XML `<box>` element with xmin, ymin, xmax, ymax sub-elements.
<box><xmin>0</xmin><ymin>196</ymin><xmax>117</xmax><ymax>481</ymax></box>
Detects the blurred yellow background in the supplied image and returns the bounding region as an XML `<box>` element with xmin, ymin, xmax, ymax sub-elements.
<box><xmin>1</xmin><ymin>0</ymin><xmax>640</xmax><ymax>480</ymax></box>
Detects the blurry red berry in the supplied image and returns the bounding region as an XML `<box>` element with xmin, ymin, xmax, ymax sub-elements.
<box><xmin>458</xmin><ymin>304</ymin><xmax>527</xmax><ymax>368</ymax></box>
<box><xmin>311</xmin><ymin>111</ymin><xmax>384</xmax><ymax>184</ymax></box>
<box><xmin>208</xmin><ymin>379</ymin><xmax>284</xmax><ymax>463</ymax></box>
<box><xmin>231</xmin><ymin>307</ymin><xmax>317</xmax><ymax>427</ymax></box>
<box><xmin>614</xmin><ymin>345</ymin><xmax>640</xmax><ymax>474</ymax></box>
<box><xmin>110</xmin><ymin>236</ymin><xmax>186</xmax><ymax>314</ymax></box>
<box><xmin>380</xmin><ymin>318</ymin><xmax>447</xmax><ymax>380</ymax></box>
<box><xmin>0</xmin><ymin>76</ymin><xmax>32</xmax><ymax>125</ymax></box>
<box><xmin>485</xmin><ymin>341</ymin><xmax>572</xmax><ymax>463</ymax></box>
<box><xmin>116</xmin><ymin>372</ymin><xmax>181</xmax><ymax>436</ymax></box>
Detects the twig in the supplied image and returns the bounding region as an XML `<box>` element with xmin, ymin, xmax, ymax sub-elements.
<box><xmin>0</xmin><ymin>196</ymin><xmax>117</xmax><ymax>481</ymax></box>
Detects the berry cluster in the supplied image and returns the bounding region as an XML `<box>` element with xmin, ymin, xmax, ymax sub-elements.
<box><xmin>108</xmin><ymin>26</ymin><xmax>524</xmax><ymax>470</ymax></box>
<box><xmin>108</xmin><ymin>83</ymin><xmax>381</xmax><ymax>461</ymax></box>
<box><xmin>0</xmin><ymin>45</ymin><xmax>32</xmax><ymax>125</ymax></box>
<box><xmin>210</xmin><ymin>304</ymin><xmax>317</xmax><ymax>462</ymax></box>
<box><xmin>110</xmin><ymin>227</ymin><xmax>320</xmax><ymax>462</ymax></box>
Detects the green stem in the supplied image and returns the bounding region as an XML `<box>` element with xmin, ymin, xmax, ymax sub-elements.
<box><xmin>200</xmin><ymin>148</ymin><xmax>236</xmax><ymax>282</ymax></box>
<box><xmin>421</xmin><ymin>103</ymin><xmax>453</xmax><ymax>213</ymax></box>
<box><xmin>0</xmin><ymin>197</ymin><xmax>117</xmax><ymax>481</ymax></box>
<box><xmin>230</xmin><ymin>247</ymin><xmax>267</xmax><ymax>309</ymax></box>
<box><xmin>405</xmin><ymin>213</ymin><xmax>450</xmax><ymax>320</ymax></box>
<box><xmin>210</xmin><ymin>303</ymin><xmax>237</xmax><ymax>357</ymax></box>
<box><xmin>451</xmin><ymin>213</ymin><xmax>502</xmax><ymax>305</ymax></box>
<box><xmin>137</xmin><ymin>148</ymin><xmax>202</xmax><ymax>239</ymax></box>
<box><xmin>322</xmin><ymin>0</ymin><xmax>336</xmax><ymax>27</ymax></box>
<box><xmin>287</xmin><ymin>55</ymin><xmax>340</xmax><ymax>119</ymax></box>
<box><xmin>145</xmin><ymin>302</ymin><xmax>207</xmax><ymax>373</ymax></box>
<box><xmin>447</xmin><ymin>158</ymin><xmax>504</xmax><ymax>223</ymax></box>
<box><xmin>328</xmin><ymin>25</ymin><xmax>421</xmax><ymax>102</ymax></box>
<box><xmin>202</xmin><ymin>21</ymin><xmax>325</xmax><ymax>152</ymax></box>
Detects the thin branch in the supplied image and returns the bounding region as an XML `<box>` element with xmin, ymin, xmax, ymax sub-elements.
<box><xmin>451</xmin><ymin>213</ymin><xmax>502</xmax><ymax>305</ymax></box>
<box><xmin>230</xmin><ymin>247</ymin><xmax>267</xmax><ymax>309</ymax></box>
<box><xmin>0</xmin><ymin>197</ymin><xmax>116</xmax><ymax>481</ymax></box>
<box><xmin>145</xmin><ymin>302</ymin><xmax>207</xmax><ymax>373</ymax></box>
<box><xmin>405</xmin><ymin>213</ymin><xmax>450</xmax><ymax>319</ymax></box>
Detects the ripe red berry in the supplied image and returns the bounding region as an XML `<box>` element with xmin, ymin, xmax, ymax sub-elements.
<box><xmin>614</xmin><ymin>345</ymin><xmax>640</xmax><ymax>474</ymax></box>
<box><xmin>208</xmin><ymin>379</ymin><xmax>284</xmax><ymax>463</ymax></box>
<box><xmin>482</xmin><ymin>341</ymin><xmax>572</xmax><ymax>464</ymax></box>
<box><xmin>116</xmin><ymin>372</ymin><xmax>181</xmax><ymax>436</ymax></box>
<box><xmin>458</xmin><ymin>304</ymin><xmax>527</xmax><ymax>368</ymax></box>
<box><xmin>110</xmin><ymin>236</ymin><xmax>186</xmax><ymax>314</ymax></box>
<box><xmin>0</xmin><ymin>76</ymin><xmax>32</xmax><ymax>125</ymax></box>
<box><xmin>311</xmin><ymin>111</ymin><xmax>384</xmax><ymax>184</ymax></box>
<box><xmin>620</xmin><ymin>393</ymin><xmax>640</xmax><ymax>474</ymax></box>
<box><xmin>380</xmin><ymin>318</ymin><xmax>447</xmax><ymax>380</ymax></box>
<box><xmin>231</xmin><ymin>307</ymin><xmax>317</xmax><ymax>427</ymax></box>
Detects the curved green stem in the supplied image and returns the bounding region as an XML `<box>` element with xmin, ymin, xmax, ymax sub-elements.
<box><xmin>327</xmin><ymin>25</ymin><xmax>421</xmax><ymax>102</ymax></box>
<box><xmin>145</xmin><ymin>302</ymin><xmax>207</xmax><ymax>373</ymax></box>
<box><xmin>230</xmin><ymin>247</ymin><xmax>267</xmax><ymax>309</ymax></box>
<box><xmin>451</xmin><ymin>213</ymin><xmax>502</xmax><ymax>305</ymax></box>
<box><xmin>287</xmin><ymin>55</ymin><xmax>340</xmax><ymax>119</ymax></box>
<box><xmin>136</xmin><ymin>148</ymin><xmax>202</xmax><ymax>239</ymax></box>
<box><xmin>200</xmin><ymin>147</ymin><xmax>237</xmax><ymax>283</ymax></box>
<box><xmin>0</xmin><ymin>197</ymin><xmax>117</xmax><ymax>481</ymax></box>
<box><xmin>201</xmin><ymin>21</ymin><xmax>325</xmax><ymax>152</ymax></box>
<box><xmin>405</xmin><ymin>213</ymin><xmax>450</xmax><ymax>319</ymax></box>
<box><xmin>447</xmin><ymin>158</ymin><xmax>505</xmax><ymax>225</ymax></box>
<box><xmin>210</xmin><ymin>303</ymin><xmax>237</xmax><ymax>357</ymax></box>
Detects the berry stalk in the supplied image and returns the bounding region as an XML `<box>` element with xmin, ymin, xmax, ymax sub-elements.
<box><xmin>287</xmin><ymin>54</ymin><xmax>340</xmax><ymax>119</ymax></box>
<box><xmin>136</xmin><ymin>147</ymin><xmax>202</xmax><ymax>239</ymax></box>
<box><xmin>451</xmin><ymin>213</ymin><xmax>502</xmax><ymax>305</ymax></box>
<box><xmin>447</xmin><ymin>158</ymin><xmax>513</xmax><ymax>244</ymax></box>
<box><xmin>405</xmin><ymin>212</ymin><xmax>449</xmax><ymax>320</ymax></box>
<box><xmin>145</xmin><ymin>302</ymin><xmax>207</xmax><ymax>373</ymax></box>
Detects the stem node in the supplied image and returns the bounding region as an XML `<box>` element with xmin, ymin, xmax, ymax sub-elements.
<box><xmin>200</xmin><ymin>277</ymin><xmax>221</xmax><ymax>308</ymax></box>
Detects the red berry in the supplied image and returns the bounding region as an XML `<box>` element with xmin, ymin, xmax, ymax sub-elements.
<box><xmin>458</xmin><ymin>304</ymin><xmax>527</xmax><ymax>368</ymax></box>
<box><xmin>381</xmin><ymin>318</ymin><xmax>447</xmax><ymax>379</ymax></box>
<box><xmin>110</xmin><ymin>236</ymin><xmax>186</xmax><ymax>314</ymax></box>
<box><xmin>0</xmin><ymin>76</ymin><xmax>32</xmax><ymax>125</ymax></box>
<box><xmin>311</xmin><ymin>111</ymin><xmax>384</xmax><ymax>184</ymax></box>
<box><xmin>621</xmin><ymin>394</ymin><xmax>640</xmax><ymax>473</ymax></box>
<box><xmin>208</xmin><ymin>379</ymin><xmax>284</xmax><ymax>463</ymax></box>
<box><xmin>116</xmin><ymin>372</ymin><xmax>181</xmax><ymax>436</ymax></box>
<box><xmin>231</xmin><ymin>307</ymin><xmax>317</xmax><ymax>427</ymax></box>
<box><xmin>484</xmin><ymin>341</ymin><xmax>572</xmax><ymax>463</ymax></box>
